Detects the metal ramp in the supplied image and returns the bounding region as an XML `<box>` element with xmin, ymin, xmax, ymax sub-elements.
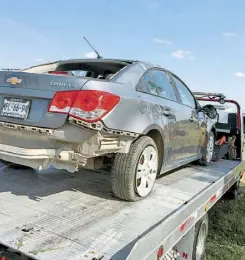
<box><xmin>0</xmin><ymin>160</ymin><xmax>242</xmax><ymax>260</ymax></box>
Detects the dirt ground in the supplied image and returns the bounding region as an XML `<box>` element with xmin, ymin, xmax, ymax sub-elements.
<box><xmin>206</xmin><ymin>184</ymin><xmax>245</xmax><ymax>260</ymax></box>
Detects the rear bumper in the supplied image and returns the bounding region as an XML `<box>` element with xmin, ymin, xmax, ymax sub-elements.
<box><xmin>0</xmin><ymin>143</ymin><xmax>85</xmax><ymax>172</ymax></box>
<box><xmin>0</xmin><ymin>121</ymin><xmax>136</xmax><ymax>172</ymax></box>
<box><xmin>0</xmin><ymin>144</ymin><xmax>56</xmax><ymax>159</ymax></box>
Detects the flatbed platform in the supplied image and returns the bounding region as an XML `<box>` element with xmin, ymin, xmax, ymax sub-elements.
<box><xmin>0</xmin><ymin>160</ymin><xmax>243</xmax><ymax>260</ymax></box>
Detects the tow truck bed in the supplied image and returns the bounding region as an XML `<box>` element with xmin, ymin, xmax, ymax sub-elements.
<box><xmin>0</xmin><ymin>160</ymin><xmax>244</xmax><ymax>260</ymax></box>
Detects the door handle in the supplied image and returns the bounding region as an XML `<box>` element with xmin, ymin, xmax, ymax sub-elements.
<box><xmin>162</xmin><ymin>107</ymin><xmax>173</xmax><ymax>117</ymax></box>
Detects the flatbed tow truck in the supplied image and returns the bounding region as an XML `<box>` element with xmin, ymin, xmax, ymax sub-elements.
<box><xmin>0</xmin><ymin>95</ymin><xmax>245</xmax><ymax>260</ymax></box>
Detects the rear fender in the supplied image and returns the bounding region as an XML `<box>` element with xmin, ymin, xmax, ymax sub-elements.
<box><xmin>141</xmin><ymin>124</ymin><xmax>167</xmax><ymax>173</ymax></box>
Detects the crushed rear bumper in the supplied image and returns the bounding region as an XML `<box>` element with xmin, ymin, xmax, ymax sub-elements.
<box><xmin>0</xmin><ymin>143</ymin><xmax>86</xmax><ymax>172</ymax></box>
<box><xmin>0</xmin><ymin>121</ymin><xmax>136</xmax><ymax>172</ymax></box>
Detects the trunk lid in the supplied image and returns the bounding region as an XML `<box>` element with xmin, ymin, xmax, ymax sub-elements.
<box><xmin>0</xmin><ymin>71</ymin><xmax>89</xmax><ymax>129</ymax></box>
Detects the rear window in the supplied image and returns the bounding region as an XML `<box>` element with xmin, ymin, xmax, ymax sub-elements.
<box><xmin>22</xmin><ymin>60</ymin><xmax>130</xmax><ymax>80</ymax></box>
<box><xmin>22</xmin><ymin>63</ymin><xmax>57</xmax><ymax>74</ymax></box>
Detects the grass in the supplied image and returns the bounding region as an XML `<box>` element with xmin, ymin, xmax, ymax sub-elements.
<box><xmin>206</xmin><ymin>185</ymin><xmax>245</xmax><ymax>260</ymax></box>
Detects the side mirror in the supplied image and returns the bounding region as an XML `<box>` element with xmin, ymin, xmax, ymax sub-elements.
<box><xmin>202</xmin><ymin>104</ymin><xmax>218</xmax><ymax>120</ymax></box>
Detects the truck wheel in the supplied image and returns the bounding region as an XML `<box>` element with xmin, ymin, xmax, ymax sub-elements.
<box><xmin>111</xmin><ymin>136</ymin><xmax>158</xmax><ymax>201</ymax></box>
<box><xmin>199</xmin><ymin>131</ymin><xmax>214</xmax><ymax>166</ymax></box>
<box><xmin>224</xmin><ymin>180</ymin><xmax>240</xmax><ymax>200</ymax></box>
<box><xmin>192</xmin><ymin>214</ymin><xmax>209</xmax><ymax>260</ymax></box>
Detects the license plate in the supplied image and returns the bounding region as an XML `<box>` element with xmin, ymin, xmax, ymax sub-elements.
<box><xmin>1</xmin><ymin>98</ymin><xmax>31</xmax><ymax>119</ymax></box>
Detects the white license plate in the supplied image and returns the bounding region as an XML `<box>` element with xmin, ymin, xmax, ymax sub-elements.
<box><xmin>1</xmin><ymin>98</ymin><xmax>31</xmax><ymax>119</ymax></box>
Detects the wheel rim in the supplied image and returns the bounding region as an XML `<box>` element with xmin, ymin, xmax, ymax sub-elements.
<box><xmin>206</xmin><ymin>134</ymin><xmax>214</xmax><ymax>162</ymax></box>
<box><xmin>135</xmin><ymin>146</ymin><xmax>158</xmax><ymax>197</ymax></box>
<box><xmin>196</xmin><ymin>223</ymin><xmax>207</xmax><ymax>260</ymax></box>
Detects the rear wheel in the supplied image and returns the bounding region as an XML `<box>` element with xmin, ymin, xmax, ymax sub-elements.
<box><xmin>111</xmin><ymin>136</ymin><xmax>158</xmax><ymax>201</ymax></box>
<box><xmin>199</xmin><ymin>131</ymin><xmax>214</xmax><ymax>166</ymax></box>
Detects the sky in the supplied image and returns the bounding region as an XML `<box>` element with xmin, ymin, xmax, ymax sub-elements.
<box><xmin>0</xmin><ymin>0</ymin><xmax>244</xmax><ymax>108</ymax></box>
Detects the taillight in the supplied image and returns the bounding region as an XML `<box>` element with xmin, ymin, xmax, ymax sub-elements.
<box><xmin>48</xmin><ymin>91</ymin><xmax>78</xmax><ymax>114</ymax></box>
<box><xmin>157</xmin><ymin>246</ymin><xmax>164</xmax><ymax>260</ymax></box>
<box><xmin>48</xmin><ymin>90</ymin><xmax>120</xmax><ymax>123</ymax></box>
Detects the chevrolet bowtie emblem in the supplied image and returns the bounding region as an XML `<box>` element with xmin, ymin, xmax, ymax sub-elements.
<box><xmin>6</xmin><ymin>77</ymin><xmax>22</xmax><ymax>85</ymax></box>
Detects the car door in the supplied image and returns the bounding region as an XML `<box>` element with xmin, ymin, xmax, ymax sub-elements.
<box><xmin>170</xmin><ymin>74</ymin><xmax>200</xmax><ymax>159</ymax></box>
<box><xmin>150</xmin><ymin>69</ymin><xmax>187</xmax><ymax>166</ymax></box>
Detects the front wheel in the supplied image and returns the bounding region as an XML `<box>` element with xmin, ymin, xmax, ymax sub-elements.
<box><xmin>111</xmin><ymin>136</ymin><xmax>158</xmax><ymax>201</ymax></box>
<box><xmin>199</xmin><ymin>131</ymin><xmax>215</xmax><ymax>166</ymax></box>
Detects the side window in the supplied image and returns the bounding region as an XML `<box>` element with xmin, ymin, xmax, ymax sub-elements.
<box><xmin>172</xmin><ymin>76</ymin><xmax>196</xmax><ymax>108</ymax></box>
<box><xmin>151</xmin><ymin>70</ymin><xmax>177</xmax><ymax>101</ymax></box>
<box><xmin>144</xmin><ymin>72</ymin><xmax>158</xmax><ymax>95</ymax></box>
<box><xmin>136</xmin><ymin>71</ymin><xmax>158</xmax><ymax>95</ymax></box>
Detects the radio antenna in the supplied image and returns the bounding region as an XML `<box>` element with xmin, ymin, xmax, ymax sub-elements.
<box><xmin>83</xmin><ymin>37</ymin><xmax>102</xmax><ymax>59</ymax></box>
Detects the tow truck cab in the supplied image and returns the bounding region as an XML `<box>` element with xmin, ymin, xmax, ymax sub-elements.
<box><xmin>193</xmin><ymin>92</ymin><xmax>245</xmax><ymax>161</ymax></box>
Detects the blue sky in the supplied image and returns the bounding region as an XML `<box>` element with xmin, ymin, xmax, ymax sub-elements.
<box><xmin>0</xmin><ymin>0</ymin><xmax>245</xmax><ymax>108</ymax></box>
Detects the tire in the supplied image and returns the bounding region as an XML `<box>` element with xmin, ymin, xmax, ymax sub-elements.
<box><xmin>192</xmin><ymin>214</ymin><xmax>209</xmax><ymax>260</ymax></box>
<box><xmin>199</xmin><ymin>131</ymin><xmax>215</xmax><ymax>166</ymax></box>
<box><xmin>111</xmin><ymin>136</ymin><xmax>158</xmax><ymax>202</ymax></box>
<box><xmin>212</xmin><ymin>145</ymin><xmax>220</xmax><ymax>161</ymax></box>
<box><xmin>224</xmin><ymin>180</ymin><xmax>240</xmax><ymax>200</ymax></box>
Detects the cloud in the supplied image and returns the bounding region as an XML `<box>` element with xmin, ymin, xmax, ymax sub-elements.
<box><xmin>172</xmin><ymin>49</ymin><xmax>194</xmax><ymax>60</ymax></box>
<box><xmin>234</xmin><ymin>72</ymin><xmax>245</xmax><ymax>78</ymax></box>
<box><xmin>153</xmin><ymin>38</ymin><xmax>173</xmax><ymax>45</ymax></box>
<box><xmin>84</xmin><ymin>51</ymin><xmax>97</xmax><ymax>58</ymax></box>
<box><xmin>222</xmin><ymin>32</ymin><xmax>237</xmax><ymax>37</ymax></box>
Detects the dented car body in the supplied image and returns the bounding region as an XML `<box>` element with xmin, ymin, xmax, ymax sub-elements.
<box><xmin>0</xmin><ymin>59</ymin><xmax>217</xmax><ymax>201</ymax></box>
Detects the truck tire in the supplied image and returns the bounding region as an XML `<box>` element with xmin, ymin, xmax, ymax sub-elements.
<box><xmin>224</xmin><ymin>180</ymin><xmax>240</xmax><ymax>200</ymax></box>
<box><xmin>199</xmin><ymin>131</ymin><xmax>215</xmax><ymax>166</ymax></box>
<box><xmin>192</xmin><ymin>214</ymin><xmax>209</xmax><ymax>260</ymax></box>
<box><xmin>111</xmin><ymin>136</ymin><xmax>158</xmax><ymax>201</ymax></box>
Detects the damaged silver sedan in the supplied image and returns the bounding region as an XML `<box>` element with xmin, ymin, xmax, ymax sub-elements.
<box><xmin>0</xmin><ymin>59</ymin><xmax>217</xmax><ymax>201</ymax></box>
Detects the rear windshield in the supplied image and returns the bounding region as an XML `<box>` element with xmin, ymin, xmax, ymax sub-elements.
<box><xmin>22</xmin><ymin>63</ymin><xmax>57</xmax><ymax>74</ymax></box>
<box><xmin>22</xmin><ymin>59</ymin><xmax>131</xmax><ymax>80</ymax></box>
